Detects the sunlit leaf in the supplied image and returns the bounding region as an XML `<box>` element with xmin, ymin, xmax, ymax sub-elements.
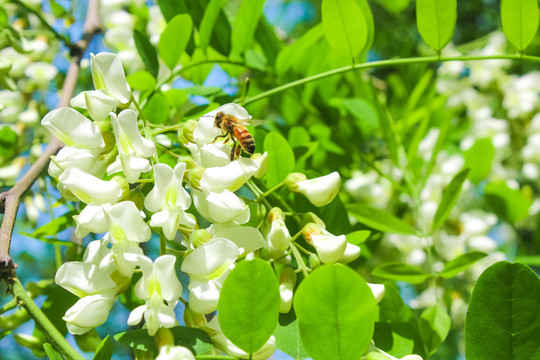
<box><xmin>439</xmin><ymin>251</ymin><xmax>487</xmax><ymax>279</ymax></box>
<box><xmin>158</xmin><ymin>14</ymin><xmax>193</xmax><ymax>70</ymax></box>
<box><xmin>419</xmin><ymin>305</ymin><xmax>451</xmax><ymax>355</ymax></box>
<box><xmin>372</xmin><ymin>262</ymin><xmax>431</xmax><ymax>284</ymax></box>
<box><xmin>501</xmin><ymin>0</ymin><xmax>539</xmax><ymax>51</ymax></box>
<box><xmin>43</xmin><ymin>344</ymin><xmax>63</xmax><ymax>360</ymax></box>
<box><xmin>346</xmin><ymin>230</ymin><xmax>371</xmax><ymax>245</ymax></box>
<box><xmin>432</xmin><ymin>168</ymin><xmax>469</xmax><ymax>231</ymax></box>
<box><xmin>321</xmin><ymin>0</ymin><xmax>368</xmax><ymax>58</ymax></box>
<box><xmin>92</xmin><ymin>336</ymin><xmax>112</xmax><ymax>360</ymax></box>
<box><xmin>264</xmin><ymin>132</ymin><xmax>295</xmax><ymax>187</ymax></box>
<box><xmin>348</xmin><ymin>204</ymin><xmax>418</xmax><ymax>235</ymax></box>
<box><xmin>466</xmin><ymin>261</ymin><xmax>540</xmax><ymax>359</ymax></box>
<box><xmin>127</xmin><ymin>71</ymin><xmax>157</xmax><ymax>91</ymax></box>
<box><xmin>294</xmin><ymin>264</ymin><xmax>376</xmax><ymax>360</ymax></box>
<box><xmin>416</xmin><ymin>0</ymin><xmax>457</xmax><ymax>51</ymax></box>
<box><xmin>231</xmin><ymin>0</ymin><xmax>265</xmax><ymax>56</ymax></box>
<box><xmin>142</xmin><ymin>92</ymin><xmax>170</xmax><ymax>124</ymax></box>
<box><xmin>484</xmin><ymin>182</ymin><xmax>533</xmax><ymax>223</ymax></box>
<box><xmin>134</xmin><ymin>29</ymin><xmax>159</xmax><ymax>78</ymax></box>
<box><xmin>31</xmin><ymin>211</ymin><xmax>77</xmax><ymax>239</ymax></box>
<box><xmin>464</xmin><ymin>138</ymin><xmax>495</xmax><ymax>184</ymax></box>
<box><xmin>218</xmin><ymin>259</ymin><xmax>280</xmax><ymax>354</ymax></box>
<box><xmin>273</xmin><ymin>313</ymin><xmax>310</xmax><ymax>360</ymax></box>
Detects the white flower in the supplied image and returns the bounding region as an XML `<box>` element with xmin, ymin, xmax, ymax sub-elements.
<box><xmin>104</xmin><ymin>201</ymin><xmax>151</xmax><ymax>276</ymax></box>
<box><xmin>55</xmin><ymin>262</ymin><xmax>118</xmax><ymax>298</ymax></box>
<box><xmin>24</xmin><ymin>62</ymin><xmax>58</xmax><ymax>89</ymax></box>
<box><xmin>192</xmin><ymin>188</ymin><xmax>250</xmax><ymax>224</ymax></box>
<box><xmin>127</xmin><ymin>255</ymin><xmax>182</xmax><ymax>336</ymax></box>
<box><xmin>156</xmin><ymin>345</ymin><xmax>195</xmax><ymax>360</ymax></box>
<box><xmin>107</xmin><ymin>109</ymin><xmax>156</xmax><ymax>183</ymax></box>
<box><xmin>309</xmin><ymin>230</ymin><xmax>347</xmax><ymax>264</ymax></box>
<box><xmin>181</xmin><ymin>238</ymin><xmax>241</xmax><ymax>314</ymax></box>
<box><xmin>63</xmin><ymin>293</ymin><xmax>116</xmax><ymax>335</ymax></box>
<box><xmin>41</xmin><ymin>107</ymin><xmax>105</xmax><ymax>153</ymax></box>
<box><xmin>73</xmin><ymin>203</ymin><xmax>112</xmax><ymax>238</ymax></box>
<box><xmin>200</xmin><ymin>157</ymin><xmax>260</xmax><ymax>192</ymax></box>
<box><xmin>144</xmin><ymin>163</ymin><xmax>195</xmax><ymax>239</ymax></box>
<box><xmin>49</xmin><ymin>146</ymin><xmax>107</xmax><ymax>178</ymax></box>
<box><xmin>58</xmin><ymin>168</ymin><xmax>123</xmax><ymax>204</ymax></box>
<box><xmin>295</xmin><ymin>172</ymin><xmax>341</xmax><ymax>207</ymax></box>
<box><xmin>338</xmin><ymin>242</ymin><xmax>361</xmax><ymax>263</ymax></box>
<box><xmin>71</xmin><ymin>90</ymin><xmax>118</xmax><ymax>122</ymax></box>
<box><xmin>90</xmin><ymin>52</ymin><xmax>132</xmax><ymax>104</ymax></box>
<box><xmin>368</xmin><ymin>283</ymin><xmax>385</xmax><ymax>303</ymax></box>
<box><xmin>279</xmin><ymin>268</ymin><xmax>296</xmax><ymax>313</ymax></box>
<box><xmin>266</xmin><ymin>219</ymin><xmax>291</xmax><ymax>256</ymax></box>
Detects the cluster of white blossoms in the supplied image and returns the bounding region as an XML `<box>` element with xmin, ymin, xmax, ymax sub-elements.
<box><xmin>41</xmin><ymin>52</ymin><xmax>358</xmax><ymax>358</ymax></box>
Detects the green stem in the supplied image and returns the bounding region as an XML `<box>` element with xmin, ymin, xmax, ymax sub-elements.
<box><xmin>238</xmin><ymin>54</ymin><xmax>540</xmax><ymax>106</ymax></box>
<box><xmin>156</xmin><ymin>143</ymin><xmax>181</xmax><ymax>158</ymax></box>
<box><xmin>262</xmin><ymin>180</ymin><xmax>285</xmax><ymax>197</ymax></box>
<box><xmin>246</xmin><ymin>180</ymin><xmax>272</xmax><ymax>211</ymax></box>
<box><xmin>159</xmin><ymin>233</ymin><xmax>166</xmax><ymax>256</ymax></box>
<box><xmin>290</xmin><ymin>242</ymin><xmax>309</xmax><ymax>278</ymax></box>
<box><xmin>10</xmin><ymin>278</ymin><xmax>85</xmax><ymax>360</ymax></box>
<box><xmin>10</xmin><ymin>0</ymin><xmax>74</xmax><ymax>48</ymax></box>
<box><xmin>152</xmin><ymin>123</ymin><xmax>184</xmax><ymax>136</ymax></box>
<box><xmin>142</xmin><ymin>60</ymin><xmax>262</xmax><ymax>107</ymax></box>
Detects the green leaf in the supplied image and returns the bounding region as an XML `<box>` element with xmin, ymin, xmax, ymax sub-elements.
<box><xmin>501</xmin><ymin>0</ymin><xmax>539</xmax><ymax>51</ymax></box>
<box><xmin>0</xmin><ymin>126</ymin><xmax>19</xmax><ymax>160</ymax></box>
<box><xmin>294</xmin><ymin>264</ymin><xmax>376</xmax><ymax>360</ymax></box>
<box><xmin>0</xmin><ymin>7</ymin><xmax>8</xmax><ymax>26</ymax></box>
<box><xmin>264</xmin><ymin>132</ymin><xmax>295</xmax><ymax>187</ymax></box>
<box><xmin>466</xmin><ymin>261</ymin><xmax>540</xmax><ymax>359</ymax></box>
<box><xmin>133</xmin><ymin>29</ymin><xmax>159</xmax><ymax>78</ymax></box>
<box><xmin>372</xmin><ymin>262</ymin><xmax>431</xmax><ymax>284</ymax></box>
<box><xmin>419</xmin><ymin>305</ymin><xmax>451</xmax><ymax>355</ymax></box>
<box><xmin>321</xmin><ymin>0</ymin><xmax>368</xmax><ymax>58</ymax></box>
<box><xmin>340</xmin><ymin>98</ymin><xmax>379</xmax><ymax>133</ymax></box>
<box><xmin>484</xmin><ymin>182</ymin><xmax>533</xmax><ymax>223</ymax></box>
<box><xmin>464</xmin><ymin>138</ymin><xmax>495</xmax><ymax>184</ymax></box>
<box><xmin>126</xmin><ymin>71</ymin><xmax>157</xmax><ymax>91</ymax></box>
<box><xmin>43</xmin><ymin>343</ymin><xmax>63</xmax><ymax>360</ymax></box>
<box><xmin>346</xmin><ymin>230</ymin><xmax>371</xmax><ymax>245</ymax></box>
<box><xmin>275</xmin><ymin>25</ymin><xmax>324</xmax><ymax>76</ymax></box>
<box><xmin>348</xmin><ymin>204</ymin><xmax>418</xmax><ymax>235</ymax></box>
<box><xmin>439</xmin><ymin>251</ymin><xmax>487</xmax><ymax>279</ymax></box>
<box><xmin>317</xmin><ymin>196</ymin><xmax>352</xmax><ymax>235</ymax></box>
<box><xmin>31</xmin><ymin>211</ymin><xmax>76</xmax><ymax>239</ymax></box>
<box><xmin>432</xmin><ymin>168</ymin><xmax>470</xmax><ymax>231</ymax></box>
<box><xmin>156</xmin><ymin>0</ymin><xmax>187</xmax><ymax>21</ymax></box>
<box><xmin>231</xmin><ymin>0</ymin><xmax>266</xmax><ymax>55</ymax></box>
<box><xmin>416</xmin><ymin>0</ymin><xmax>457</xmax><ymax>51</ymax></box>
<box><xmin>199</xmin><ymin>0</ymin><xmax>226</xmax><ymax>51</ymax></box>
<box><xmin>273</xmin><ymin>313</ymin><xmax>310</xmax><ymax>360</ymax></box>
<box><xmin>92</xmin><ymin>336</ymin><xmax>112</xmax><ymax>360</ymax></box>
<box><xmin>114</xmin><ymin>327</ymin><xmax>211</xmax><ymax>355</ymax></box>
<box><xmin>158</xmin><ymin>14</ymin><xmax>193</xmax><ymax>70</ymax></box>
<box><xmin>515</xmin><ymin>256</ymin><xmax>540</xmax><ymax>267</ymax></box>
<box><xmin>373</xmin><ymin>282</ymin><xmax>418</xmax><ymax>358</ymax></box>
<box><xmin>142</xmin><ymin>93</ymin><xmax>170</xmax><ymax>124</ymax></box>
<box><xmin>49</xmin><ymin>0</ymin><xmax>67</xmax><ymax>17</ymax></box>
<box><xmin>218</xmin><ymin>259</ymin><xmax>280</xmax><ymax>354</ymax></box>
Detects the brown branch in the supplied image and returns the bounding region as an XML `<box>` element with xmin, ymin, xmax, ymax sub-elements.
<box><xmin>0</xmin><ymin>0</ymin><xmax>102</xmax><ymax>279</ymax></box>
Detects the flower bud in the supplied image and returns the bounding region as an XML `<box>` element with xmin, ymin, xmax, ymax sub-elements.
<box><xmin>285</xmin><ymin>172</ymin><xmax>307</xmax><ymax>192</ymax></box>
<box><xmin>279</xmin><ymin>267</ymin><xmax>296</xmax><ymax>313</ymax></box>
<box><xmin>90</xmin><ymin>53</ymin><xmax>131</xmax><ymax>104</ymax></box>
<box><xmin>183</xmin><ymin>306</ymin><xmax>207</xmax><ymax>328</ymax></box>
<box><xmin>309</xmin><ymin>230</ymin><xmax>347</xmax><ymax>264</ymax></box>
<box><xmin>309</xmin><ymin>253</ymin><xmax>321</xmax><ymax>269</ymax></box>
<box><xmin>339</xmin><ymin>243</ymin><xmax>361</xmax><ymax>263</ymax></box>
<box><xmin>295</xmin><ymin>172</ymin><xmax>341</xmax><ymax>207</ymax></box>
<box><xmin>301</xmin><ymin>212</ymin><xmax>326</xmax><ymax>228</ymax></box>
<box><xmin>13</xmin><ymin>333</ymin><xmax>44</xmax><ymax>351</ymax></box>
<box><xmin>154</xmin><ymin>328</ymin><xmax>174</xmax><ymax>349</ymax></box>
<box><xmin>178</xmin><ymin>119</ymin><xmax>198</xmax><ymax>146</ymax></box>
<box><xmin>191</xmin><ymin>229</ymin><xmax>212</xmax><ymax>248</ymax></box>
<box><xmin>189</xmin><ymin>167</ymin><xmax>205</xmax><ymax>190</ymax></box>
<box><xmin>156</xmin><ymin>345</ymin><xmax>196</xmax><ymax>360</ymax></box>
<box><xmin>179</xmin><ymin>156</ymin><xmax>197</xmax><ymax>172</ymax></box>
<box><xmin>268</xmin><ymin>207</ymin><xmax>285</xmax><ymax>223</ymax></box>
<box><xmin>64</xmin><ymin>294</ymin><xmax>116</xmax><ymax>335</ymax></box>
<box><xmin>302</xmin><ymin>222</ymin><xmax>323</xmax><ymax>243</ymax></box>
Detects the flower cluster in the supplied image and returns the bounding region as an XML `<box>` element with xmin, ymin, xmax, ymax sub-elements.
<box><xmin>41</xmin><ymin>52</ymin><xmax>361</xmax><ymax>358</ymax></box>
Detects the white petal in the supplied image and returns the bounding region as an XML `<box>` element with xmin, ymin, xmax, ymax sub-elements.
<box><xmin>63</xmin><ymin>294</ymin><xmax>116</xmax><ymax>334</ymax></box>
<box><xmin>181</xmin><ymin>238</ymin><xmax>240</xmax><ymax>276</ymax></box>
<box><xmin>108</xmin><ymin>201</ymin><xmax>151</xmax><ymax>243</ymax></box>
<box><xmin>91</xmin><ymin>52</ymin><xmax>131</xmax><ymax>104</ymax></box>
<box><xmin>74</xmin><ymin>203</ymin><xmax>111</xmax><ymax>238</ymax></box>
<box><xmin>55</xmin><ymin>262</ymin><xmax>117</xmax><ymax>297</ymax></box>
<box><xmin>213</xmin><ymin>225</ymin><xmax>265</xmax><ymax>254</ymax></box>
<box><xmin>58</xmin><ymin>168</ymin><xmax>122</xmax><ymax>205</ymax></box>
<box><xmin>192</xmin><ymin>189</ymin><xmax>249</xmax><ymax>224</ymax></box>
<box><xmin>41</xmin><ymin>107</ymin><xmax>105</xmax><ymax>151</ymax></box>
<box><xmin>311</xmin><ymin>233</ymin><xmax>347</xmax><ymax>264</ymax></box>
<box><xmin>296</xmin><ymin>171</ymin><xmax>341</xmax><ymax>207</ymax></box>
<box><xmin>200</xmin><ymin>157</ymin><xmax>259</xmax><ymax>192</ymax></box>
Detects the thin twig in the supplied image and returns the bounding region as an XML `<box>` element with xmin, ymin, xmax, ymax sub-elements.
<box><xmin>0</xmin><ymin>0</ymin><xmax>102</xmax><ymax>278</ymax></box>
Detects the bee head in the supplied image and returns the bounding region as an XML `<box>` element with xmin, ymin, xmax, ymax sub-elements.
<box><xmin>214</xmin><ymin>112</ymin><xmax>224</xmax><ymax>128</ymax></box>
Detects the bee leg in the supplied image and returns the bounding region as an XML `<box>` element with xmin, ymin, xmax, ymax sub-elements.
<box><xmin>210</xmin><ymin>133</ymin><xmax>228</xmax><ymax>144</ymax></box>
<box><xmin>230</xmin><ymin>137</ymin><xmax>237</xmax><ymax>161</ymax></box>
<box><xmin>235</xmin><ymin>144</ymin><xmax>242</xmax><ymax>158</ymax></box>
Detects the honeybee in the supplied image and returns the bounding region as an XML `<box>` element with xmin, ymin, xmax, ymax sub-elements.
<box><xmin>211</xmin><ymin>111</ymin><xmax>264</xmax><ymax>161</ymax></box>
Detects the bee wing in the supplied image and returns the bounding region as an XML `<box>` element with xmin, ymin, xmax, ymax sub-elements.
<box><xmin>239</xmin><ymin>119</ymin><xmax>267</xmax><ymax>126</ymax></box>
